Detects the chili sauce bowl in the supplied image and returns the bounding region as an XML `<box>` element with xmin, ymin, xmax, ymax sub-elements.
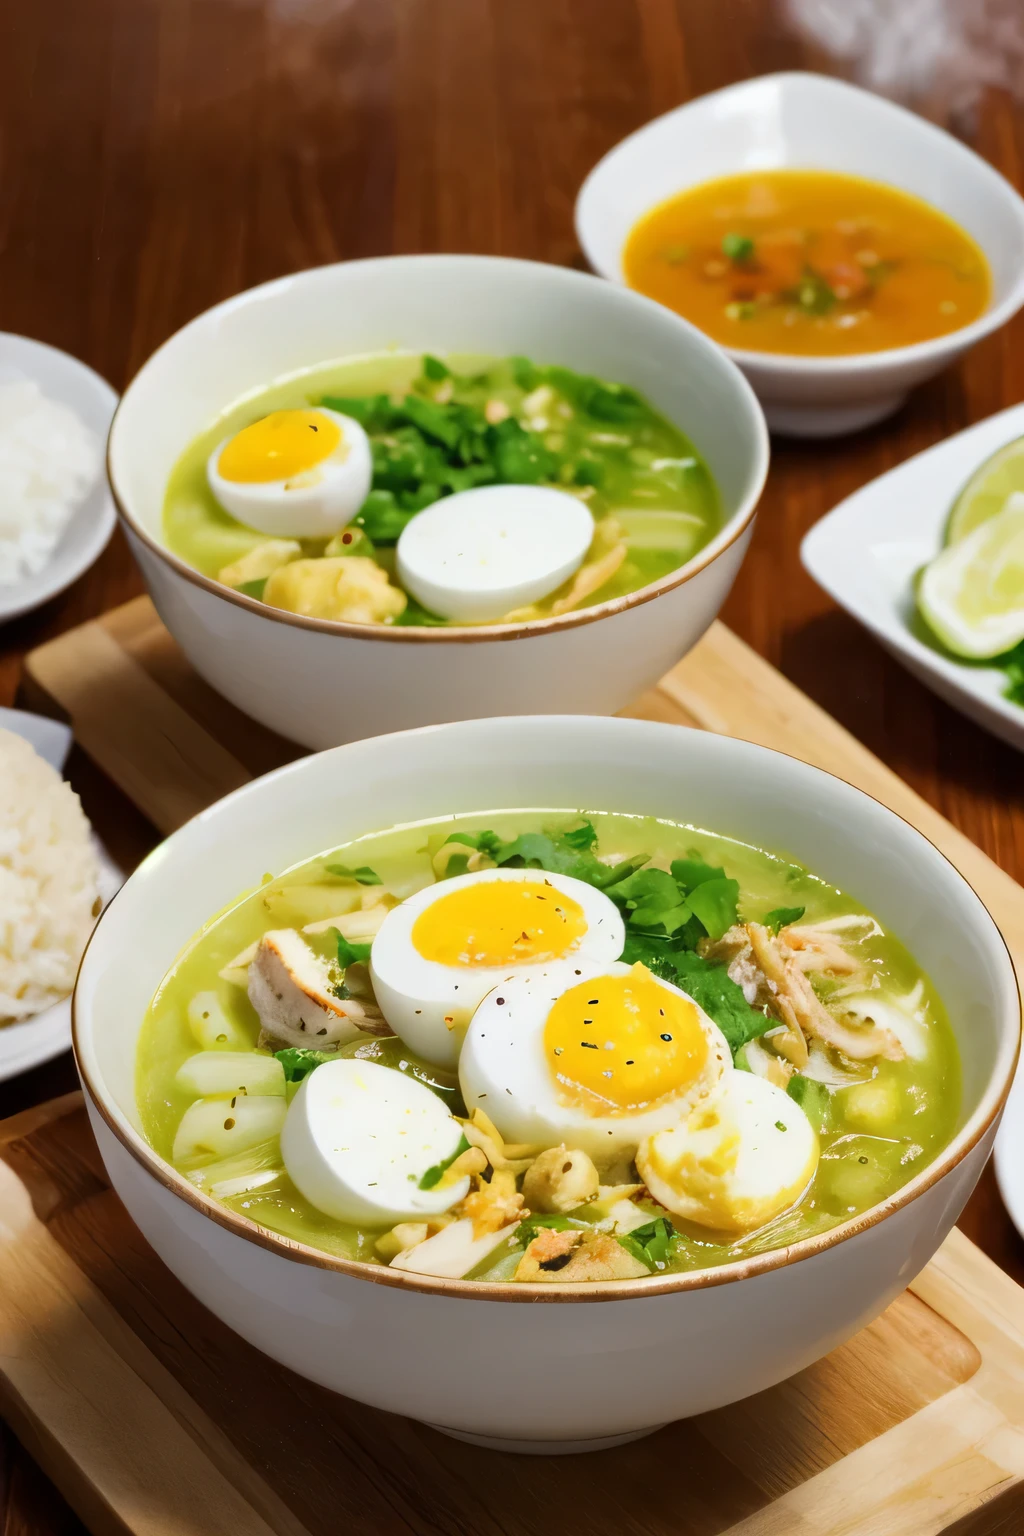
<box><xmin>73</xmin><ymin>715</ymin><xmax>1019</xmax><ymax>1451</ymax></box>
<box><xmin>106</xmin><ymin>256</ymin><xmax>768</xmax><ymax>749</ymax></box>
<box><xmin>576</xmin><ymin>73</ymin><xmax>1024</xmax><ymax>438</ymax></box>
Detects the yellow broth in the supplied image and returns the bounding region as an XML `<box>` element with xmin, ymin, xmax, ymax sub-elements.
<box><xmin>137</xmin><ymin>810</ymin><xmax>960</xmax><ymax>1279</ymax></box>
<box><xmin>163</xmin><ymin>354</ymin><xmax>721</xmax><ymax>626</ymax></box>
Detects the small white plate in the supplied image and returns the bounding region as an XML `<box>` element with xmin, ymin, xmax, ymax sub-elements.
<box><xmin>576</xmin><ymin>72</ymin><xmax>1024</xmax><ymax>437</ymax></box>
<box><xmin>0</xmin><ymin>333</ymin><xmax>118</xmax><ymax>624</ymax></box>
<box><xmin>801</xmin><ymin>402</ymin><xmax>1024</xmax><ymax>753</ymax></box>
<box><xmin>0</xmin><ymin>707</ymin><xmax>122</xmax><ymax>1081</ymax></box>
<box><xmin>995</xmin><ymin>1070</ymin><xmax>1024</xmax><ymax>1243</ymax></box>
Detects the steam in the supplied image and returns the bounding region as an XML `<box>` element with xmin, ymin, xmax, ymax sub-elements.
<box><xmin>786</xmin><ymin>0</ymin><xmax>1024</xmax><ymax>127</ymax></box>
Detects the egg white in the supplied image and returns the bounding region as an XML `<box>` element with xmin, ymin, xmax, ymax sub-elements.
<box><xmin>636</xmin><ymin>1070</ymin><xmax>818</xmax><ymax>1235</ymax></box>
<box><xmin>369</xmin><ymin>867</ymin><xmax>625</xmax><ymax>1069</ymax></box>
<box><xmin>207</xmin><ymin>408</ymin><xmax>373</xmax><ymax>538</ymax></box>
<box><xmin>395</xmin><ymin>483</ymin><xmax>594</xmax><ymax>623</ymax></box>
<box><xmin>280</xmin><ymin>1057</ymin><xmax>469</xmax><ymax>1226</ymax></box>
<box><xmin>457</xmin><ymin>958</ymin><xmax>731</xmax><ymax>1165</ymax></box>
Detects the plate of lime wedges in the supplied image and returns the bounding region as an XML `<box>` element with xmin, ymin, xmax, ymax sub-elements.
<box><xmin>802</xmin><ymin>401</ymin><xmax>1024</xmax><ymax>753</ymax></box>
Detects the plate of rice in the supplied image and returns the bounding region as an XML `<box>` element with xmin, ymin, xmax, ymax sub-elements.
<box><xmin>0</xmin><ymin>710</ymin><xmax>121</xmax><ymax>1081</ymax></box>
<box><xmin>0</xmin><ymin>332</ymin><xmax>117</xmax><ymax>624</ymax></box>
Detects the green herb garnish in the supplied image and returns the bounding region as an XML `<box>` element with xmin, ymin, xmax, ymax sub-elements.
<box><xmin>421</xmin><ymin>354</ymin><xmax>450</xmax><ymax>381</ymax></box>
<box><xmin>418</xmin><ymin>1134</ymin><xmax>470</xmax><ymax>1190</ymax></box>
<box><xmin>722</xmin><ymin>233</ymin><xmax>755</xmax><ymax>264</ymax></box>
<box><xmin>325</xmin><ymin>864</ymin><xmax>382</xmax><ymax>885</ymax></box>
<box><xmin>236</xmin><ymin>578</ymin><xmax>267</xmax><ymax>600</ymax></box>
<box><xmin>275</xmin><ymin>1047</ymin><xmax>335</xmax><ymax>1084</ymax></box>
<box><xmin>764</xmin><ymin>905</ymin><xmax>805</xmax><ymax>935</ymax></box>
<box><xmin>617</xmin><ymin>1216</ymin><xmax>676</xmax><ymax>1269</ymax></box>
<box><xmin>334</xmin><ymin>930</ymin><xmax>372</xmax><ymax>969</ymax></box>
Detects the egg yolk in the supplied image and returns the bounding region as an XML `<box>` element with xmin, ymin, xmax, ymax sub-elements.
<box><xmin>217</xmin><ymin>410</ymin><xmax>342</xmax><ymax>484</ymax></box>
<box><xmin>545</xmin><ymin>964</ymin><xmax>708</xmax><ymax>1114</ymax></box>
<box><xmin>411</xmin><ymin>879</ymin><xmax>588</xmax><ymax>966</ymax></box>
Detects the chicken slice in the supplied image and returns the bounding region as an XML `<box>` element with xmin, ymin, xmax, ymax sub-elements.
<box><xmin>247</xmin><ymin>929</ymin><xmax>386</xmax><ymax>1048</ymax></box>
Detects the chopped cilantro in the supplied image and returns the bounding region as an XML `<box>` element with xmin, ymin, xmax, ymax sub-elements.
<box><xmin>334</xmin><ymin>930</ymin><xmax>372</xmax><ymax>969</ymax></box>
<box><xmin>421</xmin><ymin>354</ymin><xmax>449</xmax><ymax>381</ymax></box>
<box><xmin>764</xmin><ymin>906</ymin><xmax>805</xmax><ymax>934</ymax></box>
<box><xmin>325</xmin><ymin>863</ymin><xmax>382</xmax><ymax>885</ymax></box>
<box><xmin>617</xmin><ymin>1216</ymin><xmax>676</xmax><ymax>1269</ymax></box>
<box><xmin>722</xmin><ymin>232</ymin><xmax>755</xmax><ymax>264</ymax></box>
<box><xmin>275</xmin><ymin>1047</ymin><xmax>334</xmax><ymax>1084</ymax></box>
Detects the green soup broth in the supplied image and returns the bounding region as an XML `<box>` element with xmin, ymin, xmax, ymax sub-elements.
<box><xmin>137</xmin><ymin>809</ymin><xmax>960</xmax><ymax>1281</ymax></box>
<box><xmin>162</xmin><ymin>354</ymin><xmax>721</xmax><ymax>627</ymax></box>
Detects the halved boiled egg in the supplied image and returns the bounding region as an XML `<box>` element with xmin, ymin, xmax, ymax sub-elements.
<box><xmin>636</xmin><ymin>1071</ymin><xmax>818</xmax><ymax>1235</ymax></box>
<box><xmin>458</xmin><ymin>959</ymin><xmax>730</xmax><ymax>1164</ymax></box>
<box><xmin>280</xmin><ymin>1057</ymin><xmax>470</xmax><ymax>1226</ymax></box>
<box><xmin>369</xmin><ymin>867</ymin><xmax>625</xmax><ymax>1069</ymax></box>
<box><xmin>207</xmin><ymin>408</ymin><xmax>372</xmax><ymax>538</ymax></box>
<box><xmin>395</xmin><ymin>484</ymin><xmax>594</xmax><ymax>622</ymax></box>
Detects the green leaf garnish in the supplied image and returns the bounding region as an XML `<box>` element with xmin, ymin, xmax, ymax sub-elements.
<box><xmin>764</xmin><ymin>906</ymin><xmax>805</xmax><ymax>935</ymax></box>
<box><xmin>418</xmin><ymin>1133</ymin><xmax>470</xmax><ymax>1190</ymax></box>
<box><xmin>275</xmin><ymin>1047</ymin><xmax>335</xmax><ymax>1084</ymax></box>
<box><xmin>236</xmin><ymin>578</ymin><xmax>267</xmax><ymax>600</ymax></box>
<box><xmin>325</xmin><ymin>864</ymin><xmax>382</xmax><ymax>885</ymax></box>
<box><xmin>334</xmin><ymin>930</ymin><xmax>372</xmax><ymax>969</ymax></box>
<box><xmin>617</xmin><ymin>1216</ymin><xmax>675</xmax><ymax>1269</ymax></box>
<box><xmin>421</xmin><ymin>354</ymin><xmax>449</xmax><ymax>381</ymax></box>
<box><xmin>722</xmin><ymin>232</ymin><xmax>755</xmax><ymax>264</ymax></box>
<box><xmin>684</xmin><ymin>876</ymin><xmax>739</xmax><ymax>943</ymax></box>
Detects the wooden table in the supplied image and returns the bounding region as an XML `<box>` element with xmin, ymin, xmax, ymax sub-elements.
<box><xmin>3</xmin><ymin>0</ymin><xmax>1024</xmax><ymax>1528</ymax></box>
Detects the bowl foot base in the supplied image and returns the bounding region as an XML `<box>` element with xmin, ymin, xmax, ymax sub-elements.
<box><xmin>763</xmin><ymin>393</ymin><xmax>907</xmax><ymax>438</ymax></box>
<box><xmin>428</xmin><ymin>1423</ymin><xmax>666</xmax><ymax>1454</ymax></box>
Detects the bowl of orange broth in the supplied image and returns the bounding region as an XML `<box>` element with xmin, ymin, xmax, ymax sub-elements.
<box><xmin>577</xmin><ymin>73</ymin><xmax>1024</xmax><ymax>437</ymax></box>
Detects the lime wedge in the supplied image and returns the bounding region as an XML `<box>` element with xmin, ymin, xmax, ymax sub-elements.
<box><xmin>946</xmin><ymin>435</ymin><xmax>1024</xmax><ymax>543</ymax></box>
<box><xmin>919</xmin><ymin>500</ymin><xmax>1024</xmax><ymax>658</ymax></box>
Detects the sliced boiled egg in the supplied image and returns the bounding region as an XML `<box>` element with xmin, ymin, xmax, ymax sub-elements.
<box><xmin>395</xmin><ymin>484</ymin><xmax>594</xmax><ymax>623</ymax></box>
<box><xmin>636</xmin><ymin>1071</ymin><xmax>818</xmax><ymax>1235</ymax></box>
<box><xmin>458</xmin><ymin>959</ymin><xmax>730</xmax><ymax>1164</ymax></box>
<box><xmin>207</xmin><ymin>408</ymin><xmax>372</xmax><ymax>538</ymax></box>
<box><xmin>280</xmin><ymin>1057</ymin><xmax>470</xmax><ymax>1226</ymax></box>
<box><xmin>369</xmin><ymin>867</ymin><xmax>625</xmax><ymax>1069</ymax></box>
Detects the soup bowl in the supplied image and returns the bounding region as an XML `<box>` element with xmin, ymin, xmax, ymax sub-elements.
<box><xmin>576</xmin><ymin>72</ymin><xmax>1024</xmax><ymax>438</ymax></box>
<box><xmin>74</xmin><ymin>715</ymin><xmax>1020</xmax><ymax>1452</ymax></box>
<box><xmin>106</xmin><ymin>256</ymin><xmax>768</xmax><ymax>750</ymax></box>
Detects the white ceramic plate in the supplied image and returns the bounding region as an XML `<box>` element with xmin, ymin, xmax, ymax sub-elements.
<box><xmin>801</xmin><ymin>402</ymin><xmax>1024</xmax><ymax>753</ymax></box>
<box><xmin>0</xmin><ymin>333</ymin><xmax>118</xmax><ymax>624</ymax></box>
<box><xmin>994</xmin><ymin>1066</ymin><xmax>1024</xmax><ymax>1244</ymax></box>
<box><xmin>576</xmin><ymin>73</ymin><xmax>1024</xmax><ymax>437</ymax></box>
<box><xmin>0</xmin><ymin>707</ymin><xmax>122</xmax><ymax>1081</ymax></box>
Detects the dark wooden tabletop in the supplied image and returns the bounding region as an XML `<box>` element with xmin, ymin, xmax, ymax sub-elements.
<box><xmin>3</xmin><ymin>0</ymin><xmax>1024</xmax><ymax>1529</ymax></box>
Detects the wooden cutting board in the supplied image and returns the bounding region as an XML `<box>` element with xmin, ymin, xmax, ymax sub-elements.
<box><xmin>12</xmin><ymin>595</ymin><xmax>1024</xmax><ymax>1535</ymax></box>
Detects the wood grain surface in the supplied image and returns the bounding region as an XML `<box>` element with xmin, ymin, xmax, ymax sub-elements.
<box><xmin>3</xmin><ymin>0</ymin><xmax>1024</xmax><ymax>1528</ymax></box>
<box><xmin>5</xmin><ymin>1093</ymin><xmax>1024</xmax><ymax>1536</ymax></box>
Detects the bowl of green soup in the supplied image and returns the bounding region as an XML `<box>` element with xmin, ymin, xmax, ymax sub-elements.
<box><xmin>73</xmin><ymin>716</ymin><xmax>1019</xmax><ymax>1450</ymax></box>
<box><xmin>106</xmin><ymin>256</ymin><xmax>768</xmax><ymax>748</ymax></box>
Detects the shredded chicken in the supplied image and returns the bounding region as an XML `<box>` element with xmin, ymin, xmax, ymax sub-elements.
<box><xmin>783</xmin><ymin>923</ymin><xmax>861</xmax><ymax>975</ymax></box>
<box><xmin>704</xmin><ymin>920</ymin><xmax>904</xmax><ymax>1065</ymax></box>
<box><xmin>459</xmin><ymin>1169</ymin><xmax>527</xmax><ymax>1239</ymax></box>
<box><xmin>515</xmin><ymin>1228</ymin><xmax>648</xmax><ymax>1283</ymax></box>
<box><xmin>550</xmin><ymin>538</ymin><xmax>626</xmax><ymax>616</ymax></box>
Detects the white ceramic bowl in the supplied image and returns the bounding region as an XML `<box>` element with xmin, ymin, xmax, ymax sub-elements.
<box><xmin>576</xmin><ymin>72</ymin><xmax>1024</xmax><ymax>438</ymax></box>
<box><xmin>106</xmin><ymin>256</ymin><xmax>768</xmax><ymax>750</ymax></box>
<box><xmin>0</xmin><ymin>333</ymin><xmax>117</xmax><ymax>622</ymax></box>
<box><xmin>73</xmin><ymin>715</ymin><xmax>1019</xmax><ymax>1452</ymax></box>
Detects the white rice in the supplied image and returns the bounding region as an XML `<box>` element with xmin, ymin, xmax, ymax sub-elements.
<box><xmin>0</xmin><ymin>379</ymin><xmax>101</xmax><ymax>585</ymax></box>
<box><xmin>0</xmin><ymin>728</ymin><xmax>100</xmax><ymax>1025</ymax></box>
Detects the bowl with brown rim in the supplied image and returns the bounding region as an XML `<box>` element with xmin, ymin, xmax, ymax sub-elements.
<box><xmin>73</xmin><ymin>715</ymin><xmax>1020</xmax><ymax>1451</ymax></box>
<box><xmin>106</xmin><ymin>256</ymin><xmax>768</xmax><ymax>750</ymax></box>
